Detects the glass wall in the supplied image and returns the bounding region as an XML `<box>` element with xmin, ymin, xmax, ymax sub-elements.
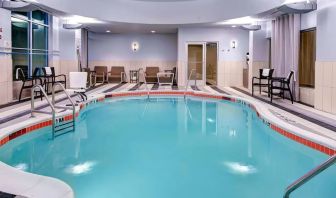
<box><xmin>12</xmin><ymin>11</ymin><xmax>49</xmax><ymax>80</ymax></box>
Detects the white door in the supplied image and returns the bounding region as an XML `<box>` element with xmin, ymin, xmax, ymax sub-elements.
<box><xmin>187</xmin><ymin>43</ymin><xmax>206</xmax><ymax>86</ymax></box>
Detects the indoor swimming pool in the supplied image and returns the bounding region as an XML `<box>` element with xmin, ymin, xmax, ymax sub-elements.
<box><xmin>0</xmin><ymin>97</ymin><xmax>335</xmax><ymax>198</ymax></box>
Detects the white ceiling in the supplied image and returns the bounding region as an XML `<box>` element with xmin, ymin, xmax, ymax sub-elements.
<box><xmin>36</xmin><ymin>0</ymin><xmax>284</xmax><ymax>24</ymax></box>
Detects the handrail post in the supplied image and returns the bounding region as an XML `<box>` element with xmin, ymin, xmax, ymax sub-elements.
<box><xmin>31</xmin><ymin>86</ymin><xmax>36</xmax><ymax>118</ymax></box>
<box><xmin>184</xmin><ymin>69</ymin><xmax>196</xmax><ymax>98</ymax></box>
<box><xmin>139</xmin><ymin>68</ymin><xmax>149</xmax><ymax>99</ymax></box>
<box><xmin>283</xmin><ymin>154</ymin><xmax>336</xmax><ymax>198</ymax></box>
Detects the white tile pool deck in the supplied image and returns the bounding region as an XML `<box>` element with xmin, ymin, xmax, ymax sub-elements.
<box><xmin>0</xmin><ymin>83</ymin><xmax>336</xmax><ymax>197</ymax></box>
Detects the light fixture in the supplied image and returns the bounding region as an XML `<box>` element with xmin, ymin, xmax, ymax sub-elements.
<box><xmin>106</xmin><ymin>30</ymin><xmax>111</xmax><ymax>33</ymax></box>
<box><xmin>132</xmin><ymin>41</ymin><xmax>140</xmax><ymax>52</ymax></box>
<box><xmin>231</xmin><ymin>25</ymin><xmax>237</xmax><ymax>28</ymax></box>
<box><xmin>151</xmin><ymin>30</ymin><xmax>156</xmax><ymax>33</ymax></box>
<box><xmin>63</xmin><ymin>15</ymin><xmax>102</xmax><ymax>25</ymax></box>
<box><xmin>231</xmin><ymin>40</ymin><xmax>237</xmax><ymax>49</ymax></box>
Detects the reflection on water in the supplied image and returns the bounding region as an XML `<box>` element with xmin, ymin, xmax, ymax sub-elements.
<box><xmin>65</xmin><ymin>161</ymin><xmax>97</xmax><ymax>175</ymax></box>
<box><xmin>222</xmin><ymin>161</ymin><xmax>258</xmax><ymax>175</ymax></box>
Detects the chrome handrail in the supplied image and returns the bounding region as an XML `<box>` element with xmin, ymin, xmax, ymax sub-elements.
<box><xmin>31</xmin><ymin>84</ymin><xmax>56</xmax><ymax>136</ymax></box>
<box><xmin>52</xmin><ymin>82</ymin><xmax>76</xmax><ymax>139</ymax></box>
<box><xmin>283</xmin><ymin>154</ymin><xmax>336</xmax><ymax>198</ymax></box>
<box><xmin>184</xmin><ymin>69</ymin><xmax>196</xmax><ymax>98</ymax></box>
<box><xmin>139</xmin><ymin>68</ymin><xmax>149</xmax><ymax>99</ymax></box>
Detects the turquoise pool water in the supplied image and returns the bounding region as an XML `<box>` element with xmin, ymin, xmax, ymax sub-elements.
<box><xmin>0</xmin><ymin>97</ymin><xmax>335</xmax><ymax>198</ymax></box>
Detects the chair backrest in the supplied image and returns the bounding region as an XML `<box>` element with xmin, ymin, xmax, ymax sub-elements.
<box><xmin>110</xmin><ymin>66</ymin><xmax>125</xmax><ymax>75</ymax></box>
<box><xmin>42</xmin><ymin>67</ymin><xmax>55</xmax><ymax>76</ymax></box>
<box><xmin>259</xmin><ymin>68</ymin><xmax>274</xmax><ymax>79</ymax></box>
<box><xmin>94</xmin><ymin>66</ymin><xmax>107</xmax><ymax>74</ymax></box>
<box><xmin>146</xmin><ymin>67</ymin><xmax>160</xmax><ymax>76</ymax></box>
<box><xmin>285</xmin><ymin>71</ymin><xmax>295</xmax><ymax>83</ymax></box>
<box><xmin>14</xmin><ymin>65</ymin><xmax>28</xmax><ymax>80</ymax></box>
<box><xmin>69</xmin><ymin>72</ymin><xmax>88</xmax><ymax>89</ymax></box>
<box><xmin>32</xmin><ymin>67</ymin><xmax>40</xmax><ymax>77</ymax></box>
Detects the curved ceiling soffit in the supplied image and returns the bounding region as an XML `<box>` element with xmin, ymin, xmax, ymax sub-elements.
<box><xmin>36</xmin><ymin>0</ymin><xmax>284</xmax><ymax>24</ymax></box>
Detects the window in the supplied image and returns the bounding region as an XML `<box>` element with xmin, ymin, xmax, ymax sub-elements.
<box><xmin>299</xmin><ymin>29</ymin><xmax>316</xmax><ymax>87</ymax></box>
<box><xmin>12</xmin><ymin>11</ymin><xmax>49</xmax><ymax>80</ymax></box>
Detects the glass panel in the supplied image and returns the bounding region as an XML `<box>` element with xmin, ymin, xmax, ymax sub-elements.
<box><xmin>32</xmin><ymin>10</ymin><xmax>48</xmax><ymax>24</ymax></box>
<box><xmin>12</xmin><ymin>49</ymin><xmax>29</xmax><ymax>81</ymax></box>
<box><xmin>188</xmin><ymin>44</ymin><xmax>203</xmax><ymax>80</ymax></box>
<box><xmin>32</xmin><ymin>24</ymin><xmax>48</xmax><ymax>50</ymax></box>
<box><xmin>11</xmin><ymin>17</ymin><xmax>29</xmax><ymax>48</ymax></box>
<box><xmin>206</xmin><ymin>42</ymin><xmax>217</xmax><ymax>85</ymax></box>
<box><xmin>32</xmin><ymin>50</ymin><xmax>48</xmax><ymax>73</ymax></box>
<box><xmin>12</xmin><ymin>11</ymin><xmax>29</xmax><ymax>20</ymax></box>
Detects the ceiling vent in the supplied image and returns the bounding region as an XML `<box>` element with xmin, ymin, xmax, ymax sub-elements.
<box><xmin>63</xmin><ymin>23</ymin><xmax>84</xmax><ymax>29</ymax></box>
<box><xmin>278</xmin><ymin>1</ymin><xmax>317</xmax><ymax>14</ymax></box>
<box><xmin>241</xmin><ymin>25</ymin><xmax>261</xmax><ymax>31</ymax></box>
<box><xmin>0</xmin><ymin>0</ymin><xmax>31</xmax><ymax>9</ymax></box>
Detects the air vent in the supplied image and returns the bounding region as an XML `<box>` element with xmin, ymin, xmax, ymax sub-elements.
<box><xmin>0</xmin><ymin>0</ymin><xmax>30</xmax><ymax>9</ymax></box>
<box><xmin>241</xmin><ymin>25</ymin><xmax>261</xmax><ymax>31</ymax></box>
<box><xmin>278</xmin><ymin>1</ymin><xmax>317</xmax><ymax>14</ymax></box>
<box><xmin>63</xmin><ymin>23</ymin><xmax>84</xmax><ymax>29</ymax></box>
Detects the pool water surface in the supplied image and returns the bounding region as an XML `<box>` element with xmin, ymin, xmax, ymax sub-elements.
<box><xmin>0</xmin><ymin>97</ymin><xmax>335</xmax><ymax>198</ymax></box>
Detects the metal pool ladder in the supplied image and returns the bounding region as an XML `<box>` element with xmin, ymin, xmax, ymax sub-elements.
<box><xmin>31</xmin><ymin>82</ymin><xmax>76</xmax><ymax>139</ymax></box>
<box><xmin>184</xmin><ymin>69</ymin><xmax>196</xmax><ymax>98</ymax></box>
<box><xmin>139</xmin><ymin>68</ymin><xmax>149</xmax><ymax>99</ymax></box>
<box><xmin>283</xmin><ymin>154</ymin><xmax>336</xmax><ymax>198</ymax></box>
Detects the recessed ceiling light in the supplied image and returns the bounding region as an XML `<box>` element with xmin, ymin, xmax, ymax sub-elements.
<box><xmin>106</xmin><ymin>30</ymin><xmax>111</xmax><ymax>33</ymax></box>
<box><xmin>151</xmin><ymin>30</ymin><xmax>156</xmax><ymax>33</ymax></box>
<box><xmin>232</xmin><ymin>25</ymin><xmax>237</xmax><ymax>28</ymax></box>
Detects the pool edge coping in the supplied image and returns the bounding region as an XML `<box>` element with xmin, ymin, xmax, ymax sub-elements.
<box><xmin>0</xmin><ymin>90</ymin><xmax>335</xmax><ymax>198</ymax></box>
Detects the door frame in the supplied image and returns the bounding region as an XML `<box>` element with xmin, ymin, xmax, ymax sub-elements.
<box><xmin>185</xmin><ymin>41</ymin><xmax>219</xmax><ymax>86</ymax></box>
<box><xmin>186</xmin><ymin>42</ymin><xmax>206</xmax><ymax>86</ymax></box>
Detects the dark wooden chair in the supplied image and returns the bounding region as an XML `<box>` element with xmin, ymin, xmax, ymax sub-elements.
<box><xmin>107</xmin><ymin>66</ymin><xmax>126</xmax><ymax>83</ymax></box>
<box><xmin>42</xmin><ymin>67</ymin><xmax>67</xmax><ymax>94</ymax></box>
<box><xmin>145</xmin><ymin>66</ymin><xmax>160</xmax><ymax>83</ymax></box>
<box><xmin>17</xmin><ymin>67</ymin><xmax>43</xmax><ymax>102</ymax></box>
<box><xmin>270</xmin><ymin>71</ymin><xmax>295</xmax><ymax>104</ymax></box>
<box><xmin>252</xmin><ymin>68</ymin><xmax>274</xmax><ymax>96</ymax></box>
<box><xmin>92</xmin><ymin>66</ymin><xmax>108</xmax><ymax>84</ymax></box>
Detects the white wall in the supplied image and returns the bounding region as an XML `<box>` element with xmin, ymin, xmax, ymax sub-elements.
<box><xmin>248</xmin><ymin>23</ymin><xmax>269</xmax><ymax>90</ymax></box>
<box><xmin>88</xmin><ymin>33</ymin><xmax>177</xmax><ymax>78</ymax></box>
<box><xmin>88</xmin><ymin>33</ymin><xmax>177</xmax><ymax>62</ymax></box>
<box><xmin>0</xmin><ymin>8</ymin><xmax>13</xmax><ymax>104</ymax></box>
<box><xmin>314</xmin><ymin>0</ymin><xmax>336</xmax><ymax>114</ymax></box>
<box><xmin>177</xmin><ymin>27</ymin><xmax>249</xmax><ymax>87</ymax></box>
<box><xmin>301</xmin><ymin>11</ymin><xmax>317</xmax><ymax>30</ymax></box>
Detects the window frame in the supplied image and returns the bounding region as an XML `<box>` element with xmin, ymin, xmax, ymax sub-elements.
<box><xmin>11</xmin><ymin>11</ymin><xmax>49</xmax><ymax>79</ymax></box>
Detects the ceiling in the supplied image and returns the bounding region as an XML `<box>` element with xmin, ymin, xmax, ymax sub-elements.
<box><xmin>35</xmin><ymin>0</ymin><xmax>284</xmax><ymax>24</ymax></box>
<box><xmin>11</xmin><ymin>0</ymin><xmax>295</xmax><ymax>33</ymax></box>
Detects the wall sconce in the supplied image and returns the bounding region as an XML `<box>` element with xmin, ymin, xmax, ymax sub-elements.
<box><xmin>132</xmin><ymin>41</ymin><xmax>140</xmax><ymax>52</ymax></box>
<box><xmin>231</xmin><ymin>40</ymin><xmax>237</xmax><ymax>49</ymax></box>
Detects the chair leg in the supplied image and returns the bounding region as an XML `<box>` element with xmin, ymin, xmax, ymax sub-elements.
<box><xmin>19</xmin><ymin>83</ymin><xmax>25</xmax><ymax>102</ymax></box>
<box><xmin>259</xmin><ymin>79</ymin><xmax>261</xmax><ymax>94</ymax></box>
<box><xmin>288</xmin><ymin>84</ymin><xmax>294</xmax><ymax>104</ymax></box>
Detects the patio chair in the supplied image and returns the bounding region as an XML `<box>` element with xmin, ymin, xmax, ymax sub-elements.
<box><xmin>252</xmin><ymin>68</ymin><xmax>274</xmax><ymax>96</ymax></box>
<box><xmin>16</xmin><ymin>67</ymin><xmax>43</xmax><ymax>102</ymax></box>
<box><xmin>107</xmin><ymin>66</ymin><xmax>126</xmax><ymax>83</ymax></box>
<box><xmin>67</xmin><ymin>72</ymin><xmax>88</xmax><ymax>101</ymax></box>
<box><xmin>42</xmin><ymin>67</ymin><xmax>67</xmax><ymax>94</ymax></box>
<box><xmin>270</xmin><ymin>71</ymin><xmax>294</xmax><ymax>104</ymax></box>
<box><xmin>92</xmin><ymin>66</ymin><xmax>107</xmax><ymax>84</ymax></box>
<box><xmin>145</xmin><ymin>66</ymin><xmax>160</xmax><ymax>83</ymax></box>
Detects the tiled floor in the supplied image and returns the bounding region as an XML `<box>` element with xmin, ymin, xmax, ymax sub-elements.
<box><xmin>1</xmin><ymin>83</ymin><xmax>336</xmax><ymax>143</ymax></box>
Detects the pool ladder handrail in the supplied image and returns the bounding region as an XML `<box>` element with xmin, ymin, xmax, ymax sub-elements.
<box><xmin>139</xmin><ymin>68</ymin><xmax>149</xmax><ymax>99</ymax></box>
<box><xmin>283</xmin><ymin>154</ymin><xmax>336</xmax><ymax>198</ymax></box>
<box><xmin>31</xmin><ymin>83</ymin><xmax>76</xmax><ymax>139</ymax></box>
<box><xmin>184</xmin><ymin>69</ymin><xmax>196</xmax><ymax>98</ymax></box>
